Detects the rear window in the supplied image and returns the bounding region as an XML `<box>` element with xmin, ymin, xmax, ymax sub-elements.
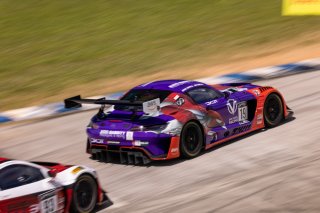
<box><xmin>114</xmin><ymin>89</ymin><xmax>171</xmax><ymax>111</ymax></box>
<box><xmin>121</xmin><ymin>89</ymin><xmax>171</xmax><ymax>102</ymax></box>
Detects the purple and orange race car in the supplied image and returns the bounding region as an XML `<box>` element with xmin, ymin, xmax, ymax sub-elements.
<box><xmin>65</xmin><ymin>80</ymin><xmax>293</xmax><ymax>164</ymax></box>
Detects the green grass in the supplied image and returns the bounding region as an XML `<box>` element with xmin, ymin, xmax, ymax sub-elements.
<box><xmin>0</xmin><ymin>0</ymin><xmax>319</xmax><ymax>110</ymax></box>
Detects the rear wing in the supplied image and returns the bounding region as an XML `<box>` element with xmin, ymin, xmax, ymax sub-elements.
<box><xmin>64</xmin><ymin>95</ymin><xmax>160</xmax><ymax>115</ymax></box>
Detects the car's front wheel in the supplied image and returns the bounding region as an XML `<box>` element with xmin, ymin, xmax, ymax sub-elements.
<box><xmin>180</xmin><ymin>122</ymin><xmax>203</xmax><ymax>158</ymax></box>
<box><xmin>71</xmin><ymin>174</ymin><xmax>97</xmax><ymax>213</ymax></box>
<box><xmin>264</xmin><ymin>93</ymin><xmax>284</xmax><ymax>128</ymax></box>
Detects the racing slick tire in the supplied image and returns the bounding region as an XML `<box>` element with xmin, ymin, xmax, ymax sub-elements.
<box><xmin>263</xmin><ymin>93</ymin><xmax>284</xmax><ymax>128</ymax></box>
<box><xmin>180</xmin><ymin>121</ymin><xmax>203</xmax><ymax>158</ymax></box>
<box><xmin>71</xmin><ymin>174</ymin><xmax>97</xmax><ymax>213</ymax></box>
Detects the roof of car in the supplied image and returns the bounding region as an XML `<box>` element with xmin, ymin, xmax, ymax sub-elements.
<box><xmin>134</xmin><ymin>80</ymin><xmax>209</xmax><ymax>93</ymax></box>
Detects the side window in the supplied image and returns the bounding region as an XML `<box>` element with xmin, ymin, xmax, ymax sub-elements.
<box><xmin>0</xmin><ymin>164</ymin><xmax>44</xmax><ymax>191</ymax></box>
<box><xmin>187</xmin><ymin>87</ymin><xmax>223</xmax><ymax>104</ymax></box>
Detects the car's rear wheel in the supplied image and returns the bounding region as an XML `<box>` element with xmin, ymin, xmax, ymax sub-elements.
<box><xmin>180</xmin><ymin>122</ymin><xmax>203</xmax><ymax>158</ymax></box>
<box><xmin>264</xmin><ymin>93</ymin><xmax>284</xmax><ymax>128</ymax></box>
<box><xmin>71</xmin><ymin>174</ymin><xmax>97</xmax><ymax>213</ymax></box>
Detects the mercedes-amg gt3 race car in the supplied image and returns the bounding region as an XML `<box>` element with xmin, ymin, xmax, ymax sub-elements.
<box><xmin>0</xmin><ymin>158</ymin><xmax>111</xmax><ymax>213</ymax></box>
<box><xmin>65</xmin><ymin>80</ymin><xmax>293</xmax><ymax>164</ymax></box>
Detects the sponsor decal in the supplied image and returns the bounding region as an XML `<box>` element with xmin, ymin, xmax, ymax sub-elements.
<box><xmin>126</xmin><ymin>131</ymin><xmax>134</xmax><ymax>140</ymax></box>
<box><xmin>229</xmin><ymin>116</ymin><xmax>238</xmax><ymax>124</ymax></box>
<box><xmin>181</xmin><ymin>83</ymin><xmax>204</xmax><ymax>92</ymax></box>
<box><xmin>176</xmin><ymin>97</ymin><xmax>185</xmax><ymax>106</ymax></box>
<box><xmin>181</xmin><ymin>85</ymin><xmax>194</xmax><ymax>92</ymax></box>
<box><xmin>283</xmin><ymin>0</ymin><xmax>320</xmax><ymax>15</ymax></box>
<box><xmin>257</xmin><ymin>114</ymin><xmax>263</xmax><ymax>124</ymax></box>
<box><xmin>253</xmin><ymin>89</ymin><xmax>260</xmax><ymax>96</ymax></box>
<box><xmin>72</xmin><ymin>166</ymin><xmax>84</xmax><ymax>174</ymax></box>
<box><xmin>205</xmin><ymin>100</ymin><xmax>218</xmax><ymax>105</ymax></box>
<box><xmin>143</xmin><ymin>98</ymin><xmax>160</xmax><ymax>114</ymax></box>
<box><xmin>168</xmin><ymin>80</ymin><xmax>190</xmax><ymax>88</ymax></box>
<box><xmin>132</xmin><ymin>140</ymin><xmax>149</xmax><ymax>146</ymax></box>
<box><xmin>222</xmin><ymin>87</ymin><xmax>248</xmax><ymax>93</ymax></box>
<box><xmin>173</xmin><ymin>95</ymin><xmax>180</xmax><ymax>100</ymax></box>
<box><xmin>90</xmin><ymin>138</ymin><xmax>104</xmax><ymax>144</ymax></box>
<box><xmin>171</xmin><ymin>148</ymin><xmax>179</xmax><ymax>153</ymax></box>
<box><xmin>227</xmin><ymin>99</ymin><xmax>238</xmax><ymax>115</ymax></box>
<box><xmin>140</xmin><ymin>81</ymin><xmax>155</xmax><ymax>87</ymax></box>
<box><xmin>100</xmin><ymin>130</ymin><xmax>126</xmax><ymax>139</ymax></box>
<box><xmin>239</xmin><ymin>120</ymin><xmax>250</xmax><ymax>125</ymax></box>
<box><xmin>107</xmin><ymin>141</ymin><xmax>120</xmax><ymax>144</ymax></box>
<box><xmin>232</xmin><ymin>125</ymin><xmax>251</xmax><ymax>135</ymax></box>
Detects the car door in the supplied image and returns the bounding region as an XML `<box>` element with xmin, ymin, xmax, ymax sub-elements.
<box><xmin>0</xmin><ymin>164</ymin><xmax>63</xmax><ymax>213</ymax></box>
<box><xmin>206</xmin><ymin>92</ymin><xmax>253</xmax><ymax>141</ymax></box>
<box><xmin>186</xmin><ymin>87</ymin><xmax>234</xmax><ymax>126</ymax></box>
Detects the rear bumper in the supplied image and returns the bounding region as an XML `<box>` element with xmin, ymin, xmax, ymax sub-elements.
<box><xmin>87</xmin><ymin>134</ymin><xmax>180</xmax><ymax>164</ymax></box>
<box><xmin>92</xmin><ymin>147</ymin><xmax>153</xmax><ymax>164</ymax></box>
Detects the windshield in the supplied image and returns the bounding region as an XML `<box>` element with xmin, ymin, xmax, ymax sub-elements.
<box><xmin>186</xmin><ymin>87</ymin><xmax>223</xmax><ymax>104</ymax></box>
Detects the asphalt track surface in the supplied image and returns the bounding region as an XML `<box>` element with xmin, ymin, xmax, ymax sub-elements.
<box><xmin>1</xmin><ymin>71</ymin><xmax>320</xmax><ymax>213</ymax></box>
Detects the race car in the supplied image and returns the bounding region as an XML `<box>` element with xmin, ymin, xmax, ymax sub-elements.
<box><xmin>65</xmin><ymin>80</ymin><xmax>293</xmax><ymax>164</ymax></box>
<box><xmin>0</xmin><ymin>157</ymin><xmax>111</xmax><ymax>213</ymax></box>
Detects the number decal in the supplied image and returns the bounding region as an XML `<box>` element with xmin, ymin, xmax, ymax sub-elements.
<box><xmin>238</xmin><ymin>103</ymin><xmax>248</xmax><ymax>122</ymax></box>
<box><xmin>41</xmin><ymin>196</ymin><xmax>57</xmax><ymax>213</ymax></box>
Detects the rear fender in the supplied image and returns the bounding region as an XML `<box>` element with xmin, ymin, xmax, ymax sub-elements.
<box><xmin>247</xmin><ymin>87</ymin><xmax>288</xmax><ymax>129</ymax></box>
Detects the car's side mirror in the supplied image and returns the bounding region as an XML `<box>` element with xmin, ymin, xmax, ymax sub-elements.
<box><xmin>223</xmin><ymin>91</ymin><xmax>230</xmax><ymax>98</ymax></box>
<box><xmin>48</xmin><ymin>169</ymin><xmax>57</xmax><ymax>178</ymax></box>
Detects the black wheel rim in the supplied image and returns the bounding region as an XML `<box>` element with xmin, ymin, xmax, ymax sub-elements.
<box><xmin>266</xmin><ymin>97</ymin><xmax>280</xmax><ymax>122</ymax></box>
<box><xmin>76</xmin><ymin>179</ymin><xmax>94</xmax><ymax>209</ymax></box>
<box><xmin>184</xmin><ymin>126</ymin><xmax>200</xmax><ymax>152</ymax></box>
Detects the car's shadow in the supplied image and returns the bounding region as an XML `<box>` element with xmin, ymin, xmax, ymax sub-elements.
<box><xmin>93</xmin><ymin>116</ymin><xmax>296</xmax><ymax>167</ymax></box>
<box><xmin>95</xmin><ymin>196</ymin><xmax>114</xmax><ymax>212</ymax></box>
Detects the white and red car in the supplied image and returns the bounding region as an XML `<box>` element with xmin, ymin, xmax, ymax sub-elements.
<box><xmin>0</xmin><ymin>157</ymin><xmax>111</xmax><ymax>213</ymax></box>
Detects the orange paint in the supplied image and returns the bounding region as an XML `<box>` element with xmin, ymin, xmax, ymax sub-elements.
<box><xmin>166</xmin><ymin>136</ymin><xmax>180</xmax><ymax>159</ymax></box>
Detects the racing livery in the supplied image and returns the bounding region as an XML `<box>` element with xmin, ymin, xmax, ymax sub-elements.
<box><xmin>65</xmin><ymin>80</ymin><xmax>293</xmax><ymax>164</ymax></box>
<box><xmin>0</xmin><ymin>158</ymin><xmax>111</xmax><ymax>213</ymax></box>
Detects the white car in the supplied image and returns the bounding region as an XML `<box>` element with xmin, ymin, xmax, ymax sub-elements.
<box><xmin>0</xmin><ymin>157</ymin><xmax>111</xmax><ymax>213</ymax></box>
